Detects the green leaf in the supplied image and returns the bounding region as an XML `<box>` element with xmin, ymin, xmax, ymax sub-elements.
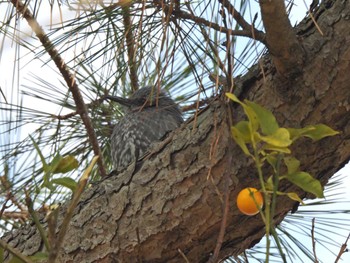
<box><xmin>42</xmin><ymin>154</ymin><xmax>63</xmax><ymax>190</ymax></box>
<box><xmin>49</xmin><ymin>154</ymin><xmax>64</xmax><ymax>172</ymax></box>
<box><xmin>257</xmin><ymin>128</ymin><xmax>292</xmax><ymax>147</ymax></box>
<box><xmin>303</xmin><ymin>124</ymin><xmax>339</xmax><ymax>141</ymax></box>
<box><xmin>52</xmin><ymin>155</ymin><xmax>79</xmax><ymax>174</ymax></box>
<box><xmin>226</xmin><ymin>92</ymin><xmax>241</xmax><ymax>104</ymax></box>
<box><xmin>287</xmin><ymin>124</ymin><xmax>339</xmax><ymax>142</ymax></box>
<box><xmin>285</xmin><ymin>172</ymin><xmax>324</xmax><ymax>198</ymax></box>
<box><xmin>231</xmin><ymin>126</ymin><xmax>251</xmax><ymax>156</ymax></box>
<box><xmin>226</xmin><ymin>93</ymin><xmax>259</xmax><ymax>133</ymax></box>
<box><xmin>51</xmin><ymin>177</ymin><xmax>78</xmax><ymax>192</ymax></box>
<box><xmin>262</xmin><ymin>145</ymin><xmax>291</xmax><ymax>154</ymax></box>
<box><xmin>286</xmin><ymin>192</ymin><xmax>305</xmax><ymax>205</ymax></box>
<box><xmin>234</xmin><ymin>121</ymin><xmax>251</xmax><ymax>143</ymax></box>
<box><xmin>41</xmin><ymin>177</ymin><xmax>55</xmax><ymax>192</ymax></box>
<box><xmin>266</xmin><ymin>175</ymin><xmax>274</xmax><ymax>191</ymax></box>
<box><xmin>266</xmin><ymin>155</ymin><xmax>278</xmax><ymax>170</ymax></box>
<box><xmin>29</xmin><ymin>135</ymin><xmax>48</xmax><ymax>172</ymax></box>
<box><xmin>287</xmin><ymin>126</ymin><xmax>315</xmax><ymax>141</ymax></box>
<box><xmin>283</xmin><ymin>156</ymin><xmax>300</xmax><ymax>174</ymax></box>
<box><xmin>243</xmin><ymin>106</ymin><xmax>259</xmax><ymax>135</ymax></box>
<box><xmin>30</xmin><ymin>252</ymin><xmax>49</xmax><ymax>261</ymax></box>
<box><xmin>245</xmin><ymin>100</ymin><xmax>279</xmax><ymax>135</ymax></box>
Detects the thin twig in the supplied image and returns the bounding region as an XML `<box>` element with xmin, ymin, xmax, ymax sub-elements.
<box><xmin>52</xmin><ymin>111</ymin><xmax>79</xmax><ymax>120</ymax></box>
<box><xmin>178</xmin><ymin>248</ymin><xmax>190</xmax><ymax>263</ymax></box>
<box><xmin>181</xmin><ymin>98</ymin><xmax>211</xmax><ymax>112</ymax></box>
<box><xmin>0</xmin><ymin>211</ymin><xmax>28</xmax><ymax>223</ymax></box>
<box><xmin>303</xmin><ymin>0</ymin><xmax>324</xmax><ymax>36</ymax></box>
<box><xmin>11</xmin><ymin>0</ymin><xmax>107</xmax><ymax>177</ymax></box>
<box><xmin>209</xmin><ymin>190</ymin><xmax>229</xmax><ymax>262</ymax></box>
<box><xmin>208</xmin><ymin>126</ymin><xmax>231</xmax><ymax>261</ymax></box>
<box><xmin>220</xmin><ymin>4</ymin><xmax>234</xmax><ymax>92</ymax></box>
<box><xmin>186</xmin><ymin>9</ymin><xmax>227</xmax><ymax>80</ymax></box>
<box><xmin>0</xmin><ymin>86</ymin><xmax>8</xmax><ymax>103</ymax></box>
<box><xmin>47</xmin><ymin>207</ymin><xmax>59</xmax><ymax>253</ymax></box>
<box><xmin>122</xmin><ymin>4</ymin><xmax>139</xmax><ymax>92</ymax></box>
<box><xmin>151</xmin><ymin>0</ymin><xmax>265</xmax><ymax>42</ymax></box>
<box><xmin>334</xmin><ymin>232</ymin><xmax>350</xmax><ymax>263</ymax></box>
<box><xmin>311</xmin><ymin>218</ymin><xmax>318</xmax><ymax>263</ymax></box>
<box><xmin>48</xmin><ymin>156</ymin><xmax>99</xmax><ymax>263</ymax></box>
<box><xmin>52</xmin><ymin>96</ymin><xmax>110</xmax><ymax>120</ymax></box>
<box><xmin>25</xmin><ymin>190</ymin><xmax>51</xmax><ymax>252</ymax></box>
<box><xmin>219</xmin><ymin>0</ymin><xmax>266</xmax><ymax>43</ymax></box>
<box><xmin>1</xmin><ymin>172</ymin><xmax>26</xmax><ymax>212</ymax></box>
<box><xmin>270</xmin><ymin>154</ymin><xmax>286</xmax><ymax>262</ymax></box>
<box><xmin>0</xmin><ymin>239</ymin><xmax>34</xmax><ymax>263</ymax></box>
<box><xmin>136</xmin><ymin>227</ymin><xmax>142</xmax><ymax>263</ymax></box>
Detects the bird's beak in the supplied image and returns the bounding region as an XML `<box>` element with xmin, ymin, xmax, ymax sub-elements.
<box><xmin>105</xmin><ymin>95</ymin><xmax>132</xmax><ymax>106</ymax></box>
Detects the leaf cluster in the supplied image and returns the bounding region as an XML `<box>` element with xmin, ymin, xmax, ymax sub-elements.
<box><xmin>227</xmin><ymin>92</ymin><xmax>340</xmax><ymax>262</ymax></box>
<box><xmin>227</xmin><ymin>92</ymin><xmax>339</xmax><ymax>199</ymax></box>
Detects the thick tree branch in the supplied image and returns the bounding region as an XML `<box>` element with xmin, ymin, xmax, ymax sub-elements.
<box><xmin>2</xmin><ymin>0</ymin><xmax>350</xmax><ymax>262</ymax></box>
<box><xmin>259</xmin><ymin>0</ymin><xmax>305</xmax><ymax>77</ymax></box>
<box><xmin>11</xmin><ymin>0</ymin><xmax>107</xmax><ymax>177</ymax></box>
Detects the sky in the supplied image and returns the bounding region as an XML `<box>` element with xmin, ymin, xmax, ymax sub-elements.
<box><xmin>0</xmin><ymin>0</ymin><xmax>349</xmax><ymax>262</ymax></box>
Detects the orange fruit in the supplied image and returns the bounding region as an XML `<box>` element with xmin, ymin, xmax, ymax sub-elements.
<box><xmin>236</xmin><ymin>187</ymin><xmax>263</xmax><ymax>216</ymax></box>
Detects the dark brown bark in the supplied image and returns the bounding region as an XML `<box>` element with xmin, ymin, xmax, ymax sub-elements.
<box><xmin>259</xmin><ymin>0</ymin><xmax>305</xmax><ymax>77</ymax></box>
<box><xmin>2</xmin><ymin>0</ymin><xmax>350</xmax><ymax>262</ymax></box>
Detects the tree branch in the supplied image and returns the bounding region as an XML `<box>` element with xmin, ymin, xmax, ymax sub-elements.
<box><xmin>0</xmin><ymin>239</ymin><xmax>34</xmax><ymax>263</ymax></box>
<box><xmin>151</xmin><ymin>0</ymin><xmax>266</xmax><ymax>43</ymax></box>
<box><xmin>219</xmin><ymin>0</ymin><xmax>266</xmax><ymax>43</ymax></box>
<box><xmin>122</xmin><ymin>4</ymin><xmax>139</xmax><ymax>92</ymax></box>
<box><xmin>259</xmin><ymin>0</ymin><xmax>305</xmax><ymax>77</ymax></box>
<box><xmin>11</xmin><ymin>0</ymin><xmax>107</xmax><ymax>177</ymax></box>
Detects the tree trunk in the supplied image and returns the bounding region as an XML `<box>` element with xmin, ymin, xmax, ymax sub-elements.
<box><xmin>2</xmin><ymin>0</ymin><xmax>350</xmax><ymax>262</ymax></box>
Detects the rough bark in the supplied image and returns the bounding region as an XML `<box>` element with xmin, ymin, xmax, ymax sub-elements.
<box><xmin>259</xmin><ymin>0</ymin><xmax>305</xmax><ymax>76</ymax></box>
<box><xmin>2</xmin><ymin>0</ymin><xmax>350</xmax><ymax>262</ymax></box>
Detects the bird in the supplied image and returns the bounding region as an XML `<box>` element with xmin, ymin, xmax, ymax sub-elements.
<box><xmin>106</xmin><ymin>86</ymin><xmax>183</xmax><ymax>172</ymax></box>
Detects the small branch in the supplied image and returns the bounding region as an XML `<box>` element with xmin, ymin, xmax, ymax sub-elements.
<box><xmin>220</xmin><ymin>4</ymin><xmax>234</xmax><ymax>91</ymax></box>
<box><xmin>180</xmin><ymin>98</ymin><xmax>211</xmax><ymax>112</ymax></box>
<box><xmin>306</xmin><ymin>1</ymin><xmax>324</xmax><ymax>36</ymax></box>
<box><xmin>270</xmin><ymin>154</ymin><xmax>286</xmax><ymax>262</ymax></box>
<box><xmin>259</xmin><ymin>0</ymin><xmax>305</xmax><ymax>77</ymax></box>
<box><xmin>11</xmin><ymin>0</ymin><xmax>107</xmax><ymax>177</ymax></box>
<box><xmin>334</xmin><ymin>232</ymin><xmax>350</xmax><ymax>263</ymax></box>
<box><xmin>48</xmin><ymin>156</ymin><xmax>99</xmax><ymax>263</ymax></box>
<box><xmin>52</xmin><ymin>111</ymin><xmax>79</xmax><ymax>120</ymax></box>
<box><xmin>25</xmin><ymin>190</ymin><xmax>51</xmax><ymax>252</ymax></box>
<box><xmin>1</xmin><ymin>171</ymin><xmax>26</xmax><ymax>212</ymax></box>
<box><xmin>52</xmin><ymin>96</ymin><xmax>109</xmax><ymax>120</ymax></box>
<box><xmin>208</xmin><ymin>135</ymin><xmax>232</xmax><ymax>262</ymax></box>
<box><xmin>178</xmin><ymin>248</ymin><xmax>190</xmax><ymax>263</ymax></box>
<box><xmin>151</xmin><ymin>0</ymin><xmax>265</xmax><ymax>42</ymax></box>
<box><xmin>0</xmin><ymin>239</ymin><xmax>34</xmax><ymax>263</ymax></box>
<box><xmin>0</xmin><ymin>211</ymin><xmax>28</xmax><ymax>222</ymax></box>
<box><xmin>209</xmin><ymin>190</ymin><xmax>230</xmax><ymax>262</ymax></box>
<box><xmin>122</xmin><ymin>4</ymin><xmax>139</xmax><ymax>92</ymax></box>
<box><xmin>47</xmin><ymin>207</ymin><xmax>59</xmax><ymax>254</ymax></box>
<box><xmin>311</xmin><ymin>218</ymin><xmax>319</xmax><ymax>263</ymax></box>
<box><xmin>219</xmin><ymin>0</ymin><xmax>266</xmax><ymax>43</ymax></box>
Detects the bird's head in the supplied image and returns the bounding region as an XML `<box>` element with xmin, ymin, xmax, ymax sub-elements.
<box><xmin>106</xmin><ymin>86</ymin><xmax>176</xmax><ymax>111</ymax></box>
